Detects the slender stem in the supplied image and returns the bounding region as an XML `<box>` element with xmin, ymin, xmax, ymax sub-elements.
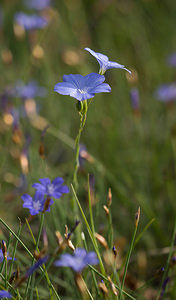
<box><xmin>82</xmin><ymin>232</ymin><xmax>100</xmax><ymax>297</ymax></box>
<box><xmin>71</xmin><ymin>184</ymin><xmax>106</xmax><ymax>276</ymax></box>
<box><xmin>0</xmin><ymin>218</ymin><xmax>60</xmax><ymax>299</ymax></box>
<box><xmin>27</xmin><ymin>213</ymin><xmax>45</xmax><ymax>300</ymax></box>
<box><xmin>88</xmin><ymin>265</ymin><xmax>136</xmax><ymax>300</ymax></box>
<box><xmin>119</xmin><ymin>226</ymin><xmax>138</xmax><ymax>300</ymax></box>
<box><xmin>8</xmin><ymin>220</ymin><xmax>22</xmax><ymax>280</ymax></box>
<box><xmin>73</xmin><ymin>112</ymin><xmax>87</xmax><ymax>192</ymax></box>
<box><xmin>156</xmin><ymin>216</ymin><xmax>176</xmax><ymax>300</ymax></box>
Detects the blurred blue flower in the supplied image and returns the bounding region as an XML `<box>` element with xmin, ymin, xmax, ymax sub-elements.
<box><xmin>79</xmin><ymin>144</ymin><xmax>87</xmax><ymax>168</ymax></box>
<box><xmin>14</xmin><ymin>13</ymin><xmax>48</xmax><ymax>30</ymax></box>
<box><xmin>166</xmin><ymin>53</ymin><xmax>176</xmax><ymax>67</ymax></box>
<box><xmin>54</xmin><ymin>73</ymin><xmax>111</xmax><ymax>101</ymax></box>
<box><xmin>21</xmin><ymin>191</ymin><xmax>45</xmax><ymax>215</ymax></box>
<box><xmin>0</xmin><ymin>249</ymin><xmax>13</xmax><ymax>263</ymax></box>
<box><xmin>15</xmin><ymin>80</ymin><xmax>47</xmax><ymax>100</ymax></box>
<box><xmin>85</xmin><ymin>48</ymin><xmax>131</xmax><ymax>75</ymax></box>
<box><xmin>54</xmin><ymin>248</ymin><xmax>99</xmax><ymax>273</ymax></box>
<box><xmin>130</xmin><ymin>88</ymin><xmax>139</xmax><ymax>110</ymax></box>
<box><xmin>155</xmin><ymin>83</ymin><xmax>176</xmax><ymax>102</ymax></box>
<box><xmin>25</xmin><ymin>256</ymin><xmax>48</xmax><ymax>277</ymax></box>
<box><xmin>24</xmin><ymin>0</ymin><xmax>51</xmax><ymax>11</ymax></box>
<box><xmin>32</xmin><ymin>177</ymin><xmax>69</xmax><ymax>199</ymax></box>
<box><xmin>0</xmin><ymin>291</ymin><xmax>12</xmax><ymax>299</ymax></box>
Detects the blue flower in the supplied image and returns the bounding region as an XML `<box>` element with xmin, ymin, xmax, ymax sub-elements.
<box><xmin>54</xmin><ymin>73</ymin><xmax>111</xmax><ymax>101</ymax></box>
<box><xmin>21</xmin><ymin>191</ymin><xmax>45</xmax><ymax>215</ymax></box>
<box><xmin>0</xmin><ymin>249</ymin><xmax>13</xmax><ymax>263</ymax></box>
<box><xmin>54</xmin><ymin>248</ymin><xmax>99</xmax><ymax>273</ymax></box>
<box><xmin>15</xmin><ymin>80</ymin><xmax>47</xmax><ymax>100</ymax></box>
<box><xmin>85</xmin><ymin>48</ymin><xmax>131</xmax><ymax>75</ymax></box>
<box><xmin>130</xmin><ymin>88</ymin><xmax>139</xmax><ymax>110</ymax></box>
<box><xmin>14</xmin><ymin>13</ymin><xmax>48</xmax><ymax>30</ymax></box>
<box><xmin>0</xmin><ymin>291</ymin><xmax>12</xmax><ymax>299</ymax></box>
<box><xmin>24</xmin><ymin>0</ymin><xmax>51</xmax><ymax>11</ymax></box>
<box><xmin>32</xmin><ymin>177</ymin><xmax>69</xmax><ymax>199</ymax></box>
<box><xmin>25</xmin><ymin>256</ymin><xmax>48</xmax><ymax>277</ymax></box>
<box><xmin>155</xmin><ymin>84</ymin><xmax>176</xmax><ymax>102</ymax></box>
<box><xmin>166</xmin><ymin>52</ymin><xmax>176</xmax><ymax>67</ymax></box>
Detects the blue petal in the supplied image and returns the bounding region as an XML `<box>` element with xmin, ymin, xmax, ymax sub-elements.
<box><xmin>39</xmin><ymin>178</ymin><xmax>51</xmax><ymax>186</ymax></box>
<box><xmin>52</xmin><ymin>177</ymin><xmax>64</xmax><ymax>186</ymax></box>
<box><xmin>88</xmin><ymin>83</ymin><xmax>111</xmax><ymax>94</ymax></box>
<box><xmin>84</xmin><ymin>73</ymin><xmax>105</xmax><ymax>88</ymax></box>
<box><xmin>85</xmin><ymin>48</ymin><xmax>108</xmax><ymax>65</ymax></box>
<box><xmin>54</xmin><ymin>82</ymin><xmax>77</xmax><ymax>96</ymax></box>
<box><xmin>32</xmin><ymin>183</ymin><xmax>46</xmax><ymax>192</ymax></box>
<box><xmin>74</xmin><ymin>248</ymin><xmax>87</xmax><ymax>258</ymax></box>
<box><xmin>21</xmin><ymin>194</ymin><xmax>32</xmax><ymax>203</ymax></box>
<box><xmin>58</xmin><ymin>185</ymin><xmax>70</xmax><ymax>193</ymax></box>
<box><xmin>63</xmin><ymin>74</ymin><xmax>84</xmax><ymax>89</ymax></box>
<box><xmin>108</xmin><ymin>61</ymin><xmax>131</xmax><ymax>73</ymax></box>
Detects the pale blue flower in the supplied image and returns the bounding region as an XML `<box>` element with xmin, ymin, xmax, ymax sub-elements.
<box><xmin>155</xmin><ymin>84</ymin><xmax>176</xmax><ymax>102</ymax></box>
<box><xmin>14</xmin><ymin>13</ymin><xmax>48</xmax><ymax>30</ymax></box>
<box><xmin>54</xmin><ymin>248</ymin><xmax>99</xmax><ymax>273</ymax></box>
<box><xmin>54</xmin><ymin>73</ymin><xmax>111</xmax><ymax>101</ymax></box>
<box><xmin>167</xmin><ymin>53</ymin><xmax>176</xmax><ymax>67</ymax></box>
<box><xmin>85</xmin><ymin>48</ymin><xmax>131</xmax><ymax>75</ymax></box>
<box><xmin>130</xmin><ymin>88</ymin><xmax>139</xmax><ymax>109</ymax></box>
<box><xmin>24</xmin><ymin>0</ymin><xmax>51</xmax><ymax>11</ymax></box>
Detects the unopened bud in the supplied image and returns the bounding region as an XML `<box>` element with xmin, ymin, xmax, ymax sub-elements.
<box><xmin>95</xmin><ymin>233</ymin><xmax>108</xmax><ymax>249</ymax></box>
<box><xmin>135</xmin><ymin>207</ymin><xmax>140</xmax><ymax>227</ymax></box>
<box><xmin>55</xmin><ymin>231</ymin><xmax>63</xmax><ymax>245</ymax></box>
<box><xmin>39</xmin><ymin>141</ymin><xmax>45</xmax><ymax>159</ymax></box>
<box><xmin>112</xmin><ymin>246</ymin><xmax>117</xmax><ymax>258</ymax></box>
<box><xmin>1</xmin><ymin>240</ymin><xmax>7</xmax><ymax>260</ymax></box>
<box><xmin>67</xmin><ymin>239</ymin><xmax>75</xmax><ymax>252</ymax></box>
<box><xmin>98</xmin><ymin>280</ymin><xmax>108</xmax><ymax>295</ymax></box>
<box><xmin>108</xmin><ymin>276</ymin><xmax>118</xmax><ymax>296</ymax></box>
<box><xmin>75</xmin><ymin>273</ymin><xmax>86</xmax><ymax>297</ymax></box>
<box><xmin>107</xmin><ymin>188</ymin><xmax>112</xmax><ymax>207</ymax></box>
<box><xmin>103</xmin><ymin>205</ymin><xmax>109</xmax><ymax>216</ymax></box>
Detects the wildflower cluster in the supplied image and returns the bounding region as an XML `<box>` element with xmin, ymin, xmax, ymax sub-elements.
<box><xmin>22</xmin><ymin>177</ymin><xmax>69</xmax><ymax>215</ymax></box>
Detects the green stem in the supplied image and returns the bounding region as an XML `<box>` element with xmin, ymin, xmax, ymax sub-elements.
<box><xmin>119</xmin><ymin>226</ymin><xmax>138</xmax><ymax>300</ymax></box>
<box><xmin>82</xmin><ymin>232</ymin><xmax>100</xmax><ymax>297</ymax></box>
<box><xmin>0</xmin><ymin>218</ymin><xmax>60</xmax><ymax>299</ymax></box>
<box><xmin>8</xmin><ymin>220</ymin><xmax>22</xmax><ymax>280</ymax></box>
<box><xmin>156</xmin><ymin>216</ymin><xmax>176</xmax><ymax>300</ymax></box>
<box><xmin>27</xmin><ymin>213</ymin><xmax>45</xmax><ymax>300</ymax></box>
<box><xmin>71</xmin><ymin>184</ymin><xmax>106</xmax><ymax>276</ymax></box>
<box><xmin>88</xmin><ymin>265</ymin><xmax>136</xmax><ymax>300</ymax></box>
<box><xmin>73</xmin><ymin>111</ymin><xmax>87</xmax><ymax>192</ymax></box>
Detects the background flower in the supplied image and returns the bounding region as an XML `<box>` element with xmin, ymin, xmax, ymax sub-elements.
<box><xmin>15</xmin><ymin>80</ymin><xmax>47</xmax><ymax>100</ymax></box>
<box><xmin>21</xmin><ymin>191</ymin><xmax>45</xmax><ymax>215</ymax></box>
<box><xmin>155</xmin><ymin>83</ymin><xmax>176</xmax><ymax>102</ymax></box>
<box><xmin>24</xmin><ymin>0</ymin><xmax>51</xmax><ymax>11</ymax></box>
<box><xmin>54</xmin><ymin>73</ymin><xmax>111</xmax><ymax>101</ymax></box>
<box><xmin>0</xmin><ymin>291</ymin><xmax>12</xmax><ymax>299</ymax></box>
<box><xmin>14</xmin><ymin>13</ymin><xmax>48</xmax><ymax>30</ymax></box>
<box><xmin>54</xmin><ymin>248</ymin><xmax>99</xmax><ymax>273</ymax></box>
<box><xmin>32</xmin><ymin>177</ymin><xmax>69</xmax><ymax>199</ymax></box>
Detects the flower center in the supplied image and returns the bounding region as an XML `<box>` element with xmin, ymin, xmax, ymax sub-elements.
<box><xmin>47</xmin><ymin>184</ymin><xmax>54</xmax><ymax>195</ymax></box>
<box><xmin>33</xmin><ymin>200</ymin><xmax>42</xmax><ymax>211</ymax></box>
<box><xmin>78</xmin><ymin>89</ymin><xmax>86</xmax><ymax>94</ymax></box>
